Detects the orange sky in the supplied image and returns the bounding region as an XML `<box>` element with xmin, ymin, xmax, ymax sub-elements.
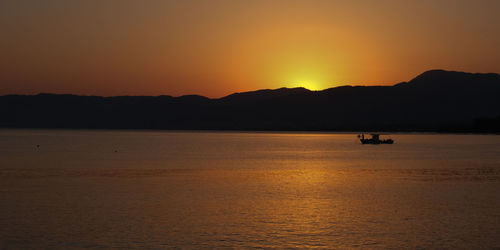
<box><xmin>1</xmin><ymin>0</ymin><xmax>499</xmax><ymax>97</ymax></box>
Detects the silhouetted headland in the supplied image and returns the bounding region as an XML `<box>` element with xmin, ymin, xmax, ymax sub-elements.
<box><xmin>1</xmin><ymin>70</ymin><xmax>500</xmax><ymax>132</ymax></box>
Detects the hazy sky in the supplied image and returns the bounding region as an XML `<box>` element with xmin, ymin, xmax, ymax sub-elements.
<box><xmin>1</xmin><ymin>0</ymin><xmax>499</xmax><ymax>97</ymax></box>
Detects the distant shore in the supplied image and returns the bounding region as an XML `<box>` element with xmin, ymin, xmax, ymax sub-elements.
<box><xmin>1</xmin><ymin>127</ymin><xmax>499</xmax><ymax>135</ymax></box>
<box><xmin>1</xmin><ymin>70</ymin><xmax>499</xmax><ymax>134</ymax></box>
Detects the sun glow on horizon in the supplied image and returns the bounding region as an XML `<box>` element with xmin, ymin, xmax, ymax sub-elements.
<box><xmin>267</xmin><ymin>60</ymin><xmax>340</xmax><ymax>91</ymax></box>
<box><xmin>278</xmin><ymin>67</ymin><xmax>339</xmax><ymax>91</ymax></box>
<box><xmin>285</xmin><ymin>80</ymin><xmax>324</xmax><ymax>91</ymax></box>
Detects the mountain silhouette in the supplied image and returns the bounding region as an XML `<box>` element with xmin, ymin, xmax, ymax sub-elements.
<box><xmin>1</xmin><ymin>70</ymin><xmax>499</xmax><ymax>132</ymax></box>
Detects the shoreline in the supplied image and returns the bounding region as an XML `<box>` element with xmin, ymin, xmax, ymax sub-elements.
<box><xmin>1</xmin><ymin>127</ymin><xmax>499</xmax><ymax>135</ymax></box>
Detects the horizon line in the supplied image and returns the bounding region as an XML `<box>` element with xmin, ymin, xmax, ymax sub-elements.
<box><xmin>1</xmin><ymin>69</ymin><xmax>499</xmax><ymax>99</ymax></box>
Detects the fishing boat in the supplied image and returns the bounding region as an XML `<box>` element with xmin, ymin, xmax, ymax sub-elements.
<box><xmin>358</xmin><ymin>134</ymin><xmax>394</xmax><ymax>144</ymax></box>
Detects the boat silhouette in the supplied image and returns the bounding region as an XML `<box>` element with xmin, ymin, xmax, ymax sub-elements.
<box><xmin>358</xmin><ymin>134</ymin><xmax>394</xmax><ymax>144</ymax></box>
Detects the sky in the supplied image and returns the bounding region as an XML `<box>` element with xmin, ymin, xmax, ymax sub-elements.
<box><xmin>1</xmin><ymin>0</ymin><xmax>499</xmax><ymax>97</ymax></box>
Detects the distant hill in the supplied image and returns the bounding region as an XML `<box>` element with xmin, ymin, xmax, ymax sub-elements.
<box><xmin>1</xmin><ymin>70</ymin><xmax>500</xmax><ymax>132</ymax></box>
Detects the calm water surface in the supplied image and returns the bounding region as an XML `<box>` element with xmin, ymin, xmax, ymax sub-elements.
<box><xmin>1</xmin><ymin>130</ymin><xmax>499</xmax><ymax>249</ymax></box>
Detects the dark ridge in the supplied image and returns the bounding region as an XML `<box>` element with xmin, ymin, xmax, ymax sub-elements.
<box><xmin>1</xmin><ymin>70</ymin><xmax>499</xmax><ymax>132</ymax></box>
<box><xmin>408</xmin><ymin>69</ymin><xmax>500</xmax><ymax>88</ymax></box>
<box><xmin>220</xmin><ymin>87</ymin><xmax>311</xmax><ymax>103</ymax></box>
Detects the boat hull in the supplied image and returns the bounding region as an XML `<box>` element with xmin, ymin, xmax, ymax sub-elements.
<box><xmin>360</xmin><ymin>139</ymin><xmax>394</xmax><ymax>144</ymax></box>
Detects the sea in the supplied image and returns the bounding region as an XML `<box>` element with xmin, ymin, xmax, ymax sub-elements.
<box><xmin>0</xmin><ymin>130</ymin><xmax>499</xmax><ymax>249</ymax></box>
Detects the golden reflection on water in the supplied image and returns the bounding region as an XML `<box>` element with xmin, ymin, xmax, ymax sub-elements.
<box><xmin>1</xmin><ymin>167</ymin><xmax>500</xmax><ymax>248</ymax></box>
<box><xmin>1</xmin><ymin>130</ymin><xmax>500</xmax><ymax>248</ymax></box>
